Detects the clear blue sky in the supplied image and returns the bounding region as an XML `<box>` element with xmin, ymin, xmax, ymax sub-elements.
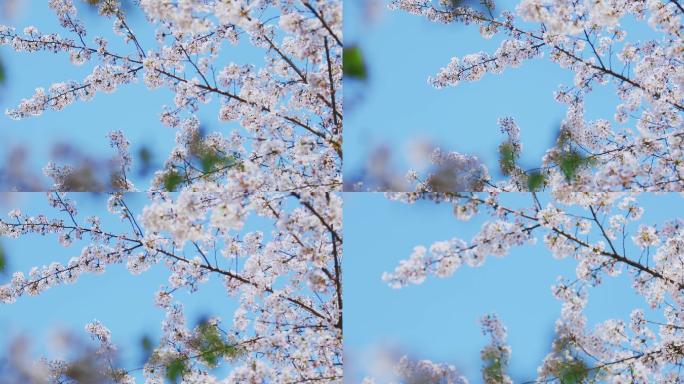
<box><xmin>344</xmin><ymin>192</ymin><xmax>680</xmax><ymax>383</ymax></box>
<box><xmin>344</xmin><ymin>0</ymin><xmax>657</xmax><ymax>179</ymax></box>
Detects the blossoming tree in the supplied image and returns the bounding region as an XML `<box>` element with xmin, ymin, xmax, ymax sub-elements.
<box><xmin>0</xmin><ymin>0</ymin><xmax>342</xmax><ymax>192</ymax></box>
<box><xmin>366</xmin><ymin>191</ymin><xmax>683</xmax><ymax>383</ymax></box>
<box><xmin>0</xmin><ymin>0</ymin><xmax>343</xmax><ymax>382</ymax></box>
<box><xmin>0</xmin><ymin>190</ymin><xmax>342</xmax><ymax>383</ymax></box>
<box><xmin>357</xmin><ymin>1</ymin><xmax>684</xmax><ymax>380</ymax></box>
<box><xmin>384</xmin><ymin>0</ymin><xmax>684</xmax><ymax>193</ymax></box>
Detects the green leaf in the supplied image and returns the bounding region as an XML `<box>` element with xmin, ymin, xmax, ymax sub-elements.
<box><xmin>526</xmin><ymin>171</ymin><xmax>545</xmax><ymax>191</ymax></box>
<box><xmin>0</xmin><ymin>58</ymin><xmax>5</xmax><ymax>85</ymax></box>
<box><xmin>199</xmin><ymin>151</ymin><xmax>237</xmax><ymax>174</ymax></box>
<box><xmin>191</xmin><ymin>323</ymin><xmax>241</xmax><ymax>368</ymax></box>
<box><xmin>481</xmin><ymin>346</ymin><xmax>509</xmax><ymax>384</ymax></box>
<box><xmin>558</xmin><ymin>151</ymin><xmax>590</xmax><ymax>182</ymax></box>
<box><xmin>557</xmin><ymin>359</ymin><xmax>589</xmax><ymax>384</ymax></box>
<box><xmin>498</xmin><ymin>142</ymin><xmax>518</xmax><ymax>175</ymax></box>
<box><xmin>163</xmin><ymin>171</ymin><xmax>182</xmax><ymax>192</ymax></box>
<box><xmin>343</xmin><ymin>46</ymin><xmax>367</xmax><ymax>80</ymax></box>
<box><xmin>548</xmin><ymin>337</ymin><xmax>592</xmax><ymax>384</ymax></box>
<box><xmin>0</xmin><ymin>244</ymin><xmax>6</xmax><ymax>273</ymax></box>
<box><xmin>165</xmin><ymin>358</ymin><xmax>187</xmax><ymax>382</ymax></box>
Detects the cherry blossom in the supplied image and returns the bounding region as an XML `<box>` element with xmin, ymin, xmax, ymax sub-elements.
<box><xmin>378</xmin><ymin>191</ymin><xmax>684</xmax><ymax>382</ymax></box>
<box><xmin>388</xmin><ymin>0</ymin><xmax>684</xmax><ymax>192</ymax></box>
<box><xmin>1</xmin><ymin>0</ymin><xmax>342</xmax><ymax>192</ymax></box>
<box><xmin>0</xmin><ymin>190</ymin><xmax>342</xmax><ymax>383</ymax></box>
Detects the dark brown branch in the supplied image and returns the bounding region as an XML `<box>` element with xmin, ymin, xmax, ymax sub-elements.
<box><xmin>302</xmin><ymin>1</ymin><xmax>342</xmax><ymax>47</ymax></box>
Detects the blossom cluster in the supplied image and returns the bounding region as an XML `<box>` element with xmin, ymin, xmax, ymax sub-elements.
<box><xmin>362</xmin><ymin>356</ymin><xmax>468</xmax><ymax>384</ymax></box>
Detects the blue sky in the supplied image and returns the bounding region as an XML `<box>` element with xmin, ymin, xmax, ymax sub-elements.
<box><xmin>343</xmin><ymin>192</ymin><xmax>682</xmax><ymax>383</ymax></box>
<box><xmin>343</xmin><ymin>0</ymin><xmax>658</xmax><ymax>180</ymax></box>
